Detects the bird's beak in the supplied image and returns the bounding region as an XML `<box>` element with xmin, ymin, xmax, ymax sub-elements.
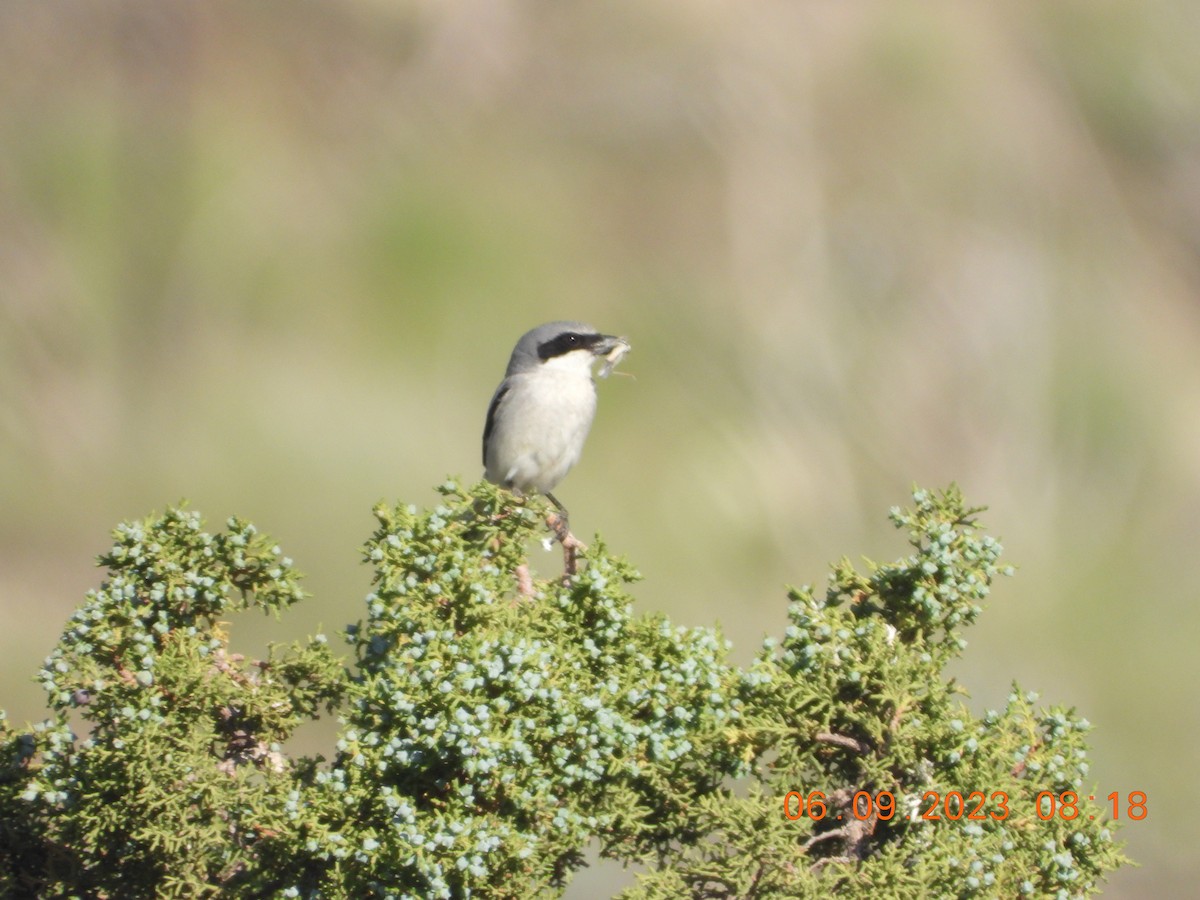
<box><xmin>592</xmin><ymin>334</ymin><xmax>626</xmax><ymax>356</ymax></box>
<box><xmin>593</xmin><ymin>335</ymin><xmax>631</xmax><ymax>379</ymax></box>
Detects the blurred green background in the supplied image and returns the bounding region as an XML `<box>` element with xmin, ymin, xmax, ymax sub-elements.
<box><xmin>2</xmin><ymin>1</ymin><xmax>1197</xmax><ymax>895</ymax></box>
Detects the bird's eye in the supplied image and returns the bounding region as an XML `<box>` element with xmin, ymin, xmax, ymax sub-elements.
<box><xmin>537</xmin><ymin>331</ymin><xmax>591</xmax><ymax>360</ymax></box>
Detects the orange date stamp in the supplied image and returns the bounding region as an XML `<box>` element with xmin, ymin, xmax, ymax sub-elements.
<box><xmin>782</xmin><ymin>790</ymin><xmax>1147</xmax><ymax>823</ymax></box>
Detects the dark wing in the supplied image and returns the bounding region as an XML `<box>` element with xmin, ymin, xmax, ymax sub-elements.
<box><xmin>482</xmin><ymin>381</ymin><xmax>510</xmax><ymax>466</ymax></box>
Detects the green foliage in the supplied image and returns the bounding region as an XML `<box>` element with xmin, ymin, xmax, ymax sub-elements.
<box><xmin>623</xmin><ymin>488</ymin><xmax>1126</xmax><ymax>898</ymax></box>
<box><xmin>1</xmin><ymin>508</ymin><xmax>345</xmax><ymax>897</ymax></box>
<box><xmin>0</xmin><ymin>484</ymin><xmax>1127</xmax><ymax>898</ymax></box>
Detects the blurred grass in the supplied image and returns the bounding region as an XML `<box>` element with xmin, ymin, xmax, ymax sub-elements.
<box><xmin>3</xmin><ymin>1</ymin><xmax>1199</xmax><ymax>895</ymax></box>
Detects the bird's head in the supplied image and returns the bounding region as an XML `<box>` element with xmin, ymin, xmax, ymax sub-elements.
<box><xmin>505</xmin><ymin>321</ymin><xmax>626</xmax><ymax>377</ymax></box>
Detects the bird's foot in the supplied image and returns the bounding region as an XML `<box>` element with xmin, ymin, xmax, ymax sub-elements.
<box><xmin>546</xmin><ymin>510</ymin><xmax>570</xmax><ymax>543</ymax></box>
<box><xmin>546</xmin><ymin>511</ymin><xmax>586</xmax><ymax>581</ymax></box>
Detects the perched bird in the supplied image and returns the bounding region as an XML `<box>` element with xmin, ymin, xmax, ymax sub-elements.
<box><xmin>483</xmin><ymin>321</ymin><xmax>628</xmax><ymax>526</ymax></box>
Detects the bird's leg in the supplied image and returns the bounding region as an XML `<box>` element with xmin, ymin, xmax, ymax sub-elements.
<box><xmin>544</xmin><ymin>492</ymin><xmax>570</xmax><ymax>541</ymax></box>
<box><xmin>544</xmin><ymin>492</ymin><xmax>585</xmax><ymax>580</ymax></box>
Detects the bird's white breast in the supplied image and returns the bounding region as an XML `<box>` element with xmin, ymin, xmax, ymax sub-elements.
<box><xmin>485</xmin><ymin>366</ymin><xmax>598</xmax><ymax>495</ymax></box>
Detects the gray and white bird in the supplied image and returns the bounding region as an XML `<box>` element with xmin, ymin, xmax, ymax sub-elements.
<box><xmin>483</xmin><ymin>321</ymin><xmax>628</xmax><ymax>523</ymax></box>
